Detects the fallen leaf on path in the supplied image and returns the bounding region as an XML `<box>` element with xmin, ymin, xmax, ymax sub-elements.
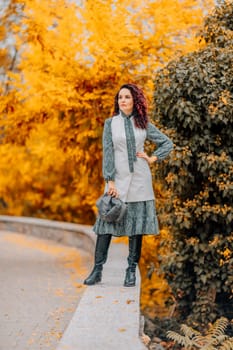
<box><xmin>118</xmin><ymin>328</ymin><xmax>126</xmax><ymax>332</ymax></box>
<box><xmin>126</xmin><ymin>299</ymin><xmax>135</xmax><ymax>304</ymax></box>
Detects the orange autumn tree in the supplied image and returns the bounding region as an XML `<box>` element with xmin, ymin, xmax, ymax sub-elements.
<box><xmin>0</xmin><ymin>0</ymin><xmax>213</xmax><ymax>220</ymax></box>
<box><xmin>0</xmin><ymin>0</ymin><xmax>214</xmax><ymax>313</ymax></box>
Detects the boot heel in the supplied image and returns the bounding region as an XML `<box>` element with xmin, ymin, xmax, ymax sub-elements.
<box><xmin>84</xmin><ymin>268</ymin><xmax>102</xmax><ymax>285</ymax></box>
<box><xmin>123</xmin><ymin>267</ymin><xmax>136</xmax><ymax>287</ymax></box>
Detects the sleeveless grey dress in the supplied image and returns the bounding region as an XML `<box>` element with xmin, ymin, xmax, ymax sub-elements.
<box><xmin>93</xmin><ymin>111</ymin><xmax>173</xmax><ymax>237</ymax></box>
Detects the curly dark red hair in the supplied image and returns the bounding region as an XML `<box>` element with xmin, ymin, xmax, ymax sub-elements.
<box><xmin>113</xmin><ymin>83</ymin><xmax>148</xmax><ymax>129</ymax></box>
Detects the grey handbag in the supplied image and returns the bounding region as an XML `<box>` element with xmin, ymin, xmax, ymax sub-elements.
<box><xmin>96</xmin><ymin>193</ymin><xmax>127</xmax><ymax>223</ymax></box>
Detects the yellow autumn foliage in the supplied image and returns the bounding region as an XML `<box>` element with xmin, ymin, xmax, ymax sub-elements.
<box><xmin>0</xmin><ymin>0</ymin><xmax>214</xmax><ymax>220</ymax></box>
<box><xmin>0</xmin><ymin>0</ymin><xmax>214</xmax><ymax>316</ymax></box>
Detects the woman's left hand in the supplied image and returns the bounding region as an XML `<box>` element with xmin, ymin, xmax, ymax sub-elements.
<box><xmin>136</xmin><ymin>152</ymin><xmax>157</xmax><ymax>165</ymax></box>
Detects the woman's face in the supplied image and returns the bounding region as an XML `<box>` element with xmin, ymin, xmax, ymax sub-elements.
<box><xmin>118</xmin><ymin>88</ymin><xmax>134</xmax><ymax>116</ymax></box>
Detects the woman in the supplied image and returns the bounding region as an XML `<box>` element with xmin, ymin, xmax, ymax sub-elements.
<box><xmin>84</xmin><ymin>83</ymin><xmax>173</xmax><ymax>287</ymax></box>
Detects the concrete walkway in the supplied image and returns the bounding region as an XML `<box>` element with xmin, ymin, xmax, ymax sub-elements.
<box><xmin>0</xmin><ymin>216</ymin><xmax>147</xmax><ymax>350</ymax></box>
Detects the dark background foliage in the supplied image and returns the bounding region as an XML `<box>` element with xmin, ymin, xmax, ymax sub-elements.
<box><xmin>152</xmin><ymin>0</ymin><xmax>233</xmax><ymax>328</ymax></box>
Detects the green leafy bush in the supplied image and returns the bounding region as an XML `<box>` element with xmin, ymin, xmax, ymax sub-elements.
<box><xmin>153</xmin><ymin>0</ymin><xmax>233</xmax><ymax>327</ymax></box>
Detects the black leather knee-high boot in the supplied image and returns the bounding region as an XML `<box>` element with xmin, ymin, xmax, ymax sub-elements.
<box><xmin>124</xmin><ymin>235</ymin><xmax>142</xmax><ymax>287</ymax></box>
<box><xmin>84</xmin><ymin>234</ymin><xmax>112</xmax><ymax>285</ymax></box>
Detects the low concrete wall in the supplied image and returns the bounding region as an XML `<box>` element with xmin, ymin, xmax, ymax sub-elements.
<box><xmin>57</xmin><ymin>241</ymin><xmax>147</xmax><ymax>350</ymax></box>
<box><xmin>0</xmin><ymin>215</ymin><xmax>95</xmax><ymax>252</ymax></box>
